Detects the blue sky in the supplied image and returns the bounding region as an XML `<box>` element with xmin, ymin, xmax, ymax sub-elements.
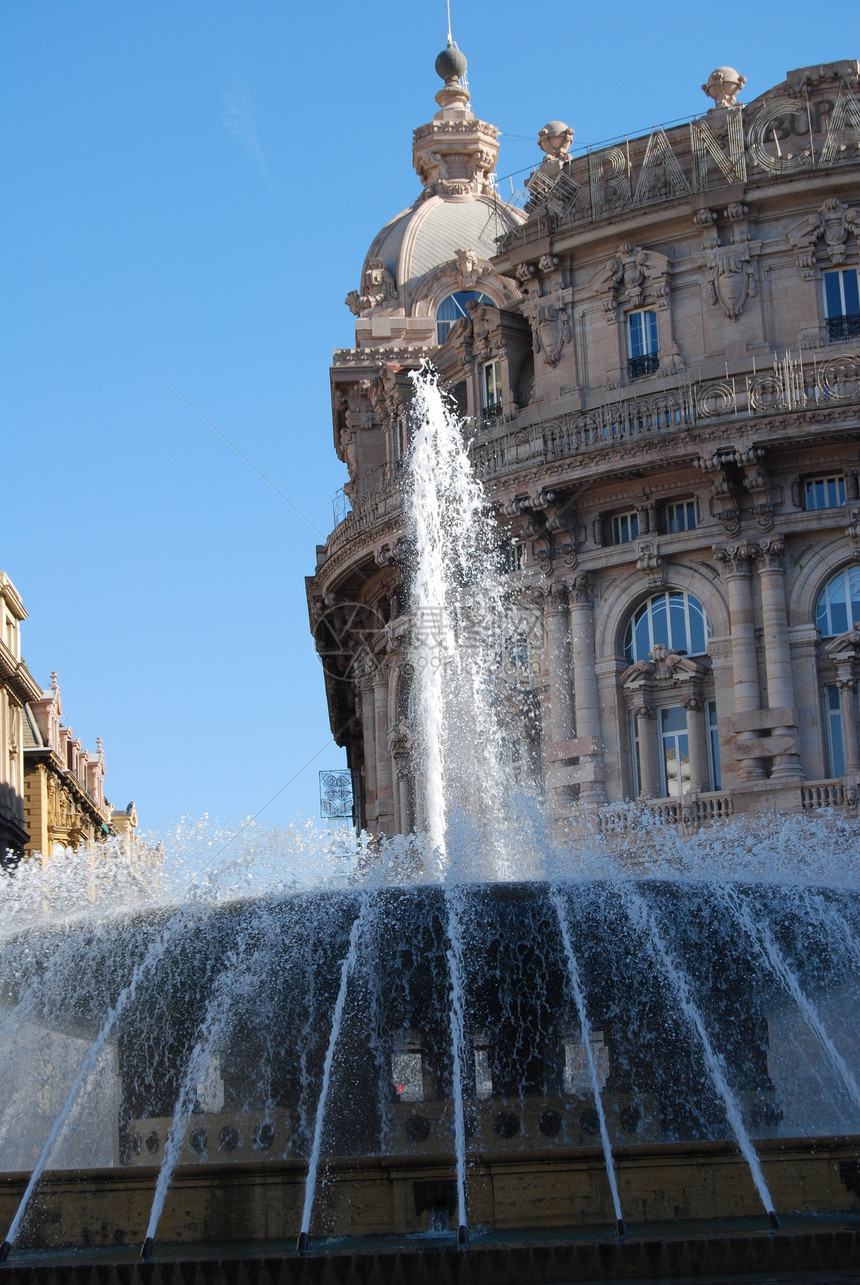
<box><xmin>2</xmin><ymin>1</ymin><xmax>848</xmax><ymax>836</ymax></box>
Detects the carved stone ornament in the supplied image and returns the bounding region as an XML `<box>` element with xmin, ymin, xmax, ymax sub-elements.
<box><xmin>591</xmin><ymin>243</ymin><xmax>670</xmax><ymax>324</ymax></box>
<box><xmin>714</xmin><ymin>542</ymin><xmax>757</xmax><ymax>575</ymax></box>
<box><xmin>847</xmin><ymin>504</ymin><xmax>860</xmax><ymax>560</ymax></box>
<box><xmin>702</xmin><ymin>67</ymin><xmax>746</xmax><ymax>110</ymax></box>
<box><xmin>788</xmin><ymin>199</ymin><xmax>860</xmax><ymax>279</ymax></box>
<box><xmin>453</xmin><ymin>247</ymin><xmax>487</xmax><ymax>289</ymax></box>
<box><xmin>636</xmin><ymin>540</ymin><xmax>665</xmax><ymax>586</ymax></box>
<box><xmin>534</xmin><ymin>295</ymin><xmax>572</xmax><ymax>367</ymax></box>
<box><xmin>345</xmin><ymin>259</ymin><xmax>400</xmax><ymax>316</ymax></box>
<box><xmin>754</xmin><ymin>535</ymin><xmax>785</xmax><ymax>571</ymax></box>
<box><xmin>705</xmin><ymin>233</ymin><xmax>758</xmax><ymax>320</ymax></box>
<box><xmin>567</xmin><ymin>572</ymin><xmax>595</xmax><ymax>605</ymax></box>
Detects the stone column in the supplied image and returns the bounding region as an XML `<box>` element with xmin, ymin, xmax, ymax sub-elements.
<box><xmin>714</xmin><ymin>543</ymin><xmax>765</xmax><ymax>781</ymax></box>
<box><xmin>839</xmin><ymin>678</ymin><xmax>860</xmax><ymax>774</ymax></box>
<box><xmin>684</xmin><ymin>697</ymin><xmax>710</xmax><ymax>793</ymax></box>
<box><xmin>632</xmin><ymin>705</ymin><xmax>659</xmax><ymax>798</ymax></box>
<box><xmin>543</xmin><ymin>585</ymin><xmax>574</xmax><ymax>745</ymax></box>
<box><xmin>542</xmin><ymin>585</ymin><xmax>575</xmax><ymax>815</ymax></box>
<box><xmin>357</xmin><ymin>661</ymin><xmax>377</xmax><ymax>830</ymax></box>
<box><xmin>755</xmin><ymin>537</ymin><xmax>801</xmax><ymax>781</ymax></box>
<box><xmin>389</xmin><ymin>726</ymin><xmax>413</xmax><ymax>835</ymax></box>
<box><xmin>373</xmin><ymin>662</ymin><xmax>395</xmax><ymax>836</ymax></box>
<box><xmin>567</xmin><ymin>574</ymin><xmax>607</xmax><ymax>805</ymax></box>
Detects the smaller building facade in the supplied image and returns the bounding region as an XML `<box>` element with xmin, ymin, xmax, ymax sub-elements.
<box><xmin>0</xmin><ymin>571</ymin><xmax>136</xmax><ymax>862</ymax></box>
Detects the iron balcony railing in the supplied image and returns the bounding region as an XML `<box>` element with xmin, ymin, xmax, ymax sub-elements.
<box><xmin>627</xmin><ymin>353</ymin><xmax>661</xmax><ymax>381</ymax></box>
<box><xmin>827</xmin><ymin>314</ymin><xmax>860</xmax><ymax>342</ymax></box>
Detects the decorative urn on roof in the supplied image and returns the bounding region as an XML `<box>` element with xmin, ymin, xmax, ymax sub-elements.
<box><xmin>702</xmin><ymin>67</ymin><xmax>746</xmax><ymax>108</ymax></box>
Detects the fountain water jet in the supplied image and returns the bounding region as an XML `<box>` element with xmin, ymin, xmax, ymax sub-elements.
<box><xmin>1</xmin><ymin>376</ymin><xmax>860</xmax><ymax>1279</ymax></box>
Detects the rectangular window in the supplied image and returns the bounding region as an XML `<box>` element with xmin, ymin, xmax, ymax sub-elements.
<box><xmin>804</xmin><ymin>475</ymin><xmax>846</xmax><ymax>510</ymax></box>
<box><xmin>706</xmin><ymin>700</ymin><xmax>722</xmax><ymax>791</ymax></box>
<box><xmin>563</xmin><ymin>1031</ymin><xmax>609</xmax><ymax>1094</ymax></box>
<box><xmin>392</xmin><ymin>1051</ymin><xmax>424</xmax><ymax>1102</ymax></box>
<box><xmin>482</xmin><ymin>360</ymin><xmax>502</xmax><ymax>416</ymax></box>
<box><xmin>823</xmin><ymin>269</ymin><xmax>860</xmax><ymax>342</ymax></box>
<box><xmin>660</xmin><ymin>705</ymin><xmax>690</xmax><ymax>799</ymax></box>
<box><xmin>474</xmin><ymin>1038</ymin><xmax>493</xmax><ymax>1100</ymax></box>
<box><xmin>824</xmin><ymin>685</ymin><xmax>846</xmax><ymax>778</ymax></box>
<box><xmin>627</xmin><ymin>309</ymin><xmax>659</xmax><ymax>379</ymax></box>
<box><xmin>665</xmin><ymin>499</ymin><xmax>699</xmax><ymax>533</ymax></box>
<box><xmin>610</xmin><ymin>510</ymin><xmax>640</xmax><ymax>544</ymax></box>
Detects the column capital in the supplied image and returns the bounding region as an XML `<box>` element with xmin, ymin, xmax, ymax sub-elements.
<box><xmin>753</xmin><ymin>535</ymin><xmax>785</xmax><ymax>572</ymax></box>
<box><xmin>713</xmin><ymin>542</ymin><xmax>758</xmax><ymax>575</ymax></box>
<box><xmin>566</xmin><ymin>572</ymin><xmax>595</xmax><ymax>605</ymax></box>
<box><xmin>539</xmin><ymin>581</ymin><xmax>570</xmax><ymax>613</ymax></box>
<box><xmin>631</xmin><ymin>701</ymin><xmax>655</xmax><ymax>720</ymax></box>
<box><xmin>684</xmin><ymin>696</ymin><xmax>705</xmax><ymax>712</ymax></box>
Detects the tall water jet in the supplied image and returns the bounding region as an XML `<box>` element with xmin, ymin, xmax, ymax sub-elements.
<box><xmin>550</xmin><ymin>885</ymin><xmax>625</xmax><ymax>1237</ymax></box>
<box><xmin>407</xmin><ymin>368</ymin><xmax>527</xmax><ymax>876</ymax></box>
<box><xmin>620</xmin><ymin>884</ymin><xmax>781</xmax><ymax>1229</ymax></box>
<box><xmin>297</xmin><ymin>892</ymin><xmax>371</xmax><ymax>1253</ymax></box>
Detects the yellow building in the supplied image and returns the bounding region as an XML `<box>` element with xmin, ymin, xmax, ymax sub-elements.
<box><xmin>0</xmin><ymin>570</ymin><xmax>136</xmax><ymax>862</ymax></box>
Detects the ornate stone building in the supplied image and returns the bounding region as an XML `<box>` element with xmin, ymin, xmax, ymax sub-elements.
<box><xmin>308</xmin><ymin>51</ymin><xmax>860</xmax><ymax>836</ymax></box>
<box><xmin>0</xmin><ymin>570</ymin><xmax>136</xmax><ymax>862</ymax></box>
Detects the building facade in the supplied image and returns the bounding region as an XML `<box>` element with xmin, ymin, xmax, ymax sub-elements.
<box><xmin>0</xmin><ymin>570</ymin><xmax>136</xmax><ymax>861</ymax></box>
<box><xmin>307</xmin><ymin>53</ymin><xmax>860</xmax><ymax>836</ymax></box>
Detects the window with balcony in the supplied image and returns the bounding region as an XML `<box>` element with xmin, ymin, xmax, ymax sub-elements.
<box><xmin>610</xmin><ymin>510</ymin><xmax>640</xmax><ymax>545</ymax></box>
<box><xmin>627</xmin><ymin>309</ymin><xmax>659</xmax><ymax>380</ymax></box>
<box><xmin>481</xmin><ymin>359</ymin><xmax>503</xmax><ymax>420</ymax></box>
<box><xmin>804</xmin><ymin>475</ymin><xmax>846</xmax><ymax>510</ymax></box>
<box><xmin>815</xmin><ymin>566</ymin><xmax>860</xmax><ymax>637</ymax></box>
<box><xmin>623</xmin><ymin>591</ymin><xmax>711</xmax><ymax>663</ymax></box>
<box><xmin>659</xmin><ymin>705</ymin><xmax>690</xmax><ymax>798</ymax></box>
<box><xmin>823</xmin><ymin>269</ymin><xmax>860</xmax><ymax>342</ymax></box>
<box><xmin>665</xmin><ymin>499</ymin><xmax>699</xmax><ymax>533</ymax></box>
<box><xmin>706</xmin><ymin>700</ymin><xmax>721</xmax><ymax>791</ymax></box>
<box><xmin>436</xmin><ymin>290</ymin><xmax>495</xmax><ymax>343</ymax></box>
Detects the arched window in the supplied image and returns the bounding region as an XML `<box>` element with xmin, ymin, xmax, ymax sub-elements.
<box><xmin>436</xmin><ymin>290</ymin><xmax>495</xmax><ymax>343</ymax></box>
<box><xmin>623</xmin><ymin>591</ymin><xmax>711</xmax><ymax>663</ymax></box>
<box><xmin>815</xmin><ymin>566</ymin><xmax>860</xmax><ymax>638</ymax></box>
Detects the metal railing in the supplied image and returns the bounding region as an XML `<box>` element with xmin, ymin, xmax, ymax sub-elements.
<box><xmin>827</xmin><ymin>314</ymin><xmax>860</xmax><ymax>342</ymax></box>
<box><xmin>627</xmin><ymin>353</ymin><xmax>661</xmax><ymax>381</ymax></box>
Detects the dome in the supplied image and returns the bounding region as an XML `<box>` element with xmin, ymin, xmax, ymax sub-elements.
<box><xmin>362</xmin><ymin>194</ymin><xmax>524</xmax><ymax>303</ymax></box>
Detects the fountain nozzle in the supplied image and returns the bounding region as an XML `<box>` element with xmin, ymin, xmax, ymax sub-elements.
<box><xmin>0</xmin><ymin>1240</ymin><xmax>11</xmax><ymax>1262</ymax></box>
<box><xmin>768</xmin><ymin>1210</ymin><xmax>781</xmax><ymax>1230</ymax></box>
<box><xmin>457</xmin><ymin>1224</ymin><xmax>469</xmax><ymax>1247</ymax></box>
<box><xmin>616</xmin><ymin>1218</ymin><xmax>627</xmax><ymax>1239</ymax></box>
<box><xmin>140</xmin><ymin>1236</ymin><xmax>154</xmax><ymax>1261</ymax></box>
<box><xmin>297</xmin><ymin>1230</ymin><xmax>309</xmax><ymax>1256</ymax></box>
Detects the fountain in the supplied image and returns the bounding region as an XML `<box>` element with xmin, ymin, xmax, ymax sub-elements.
<box><xmin>0</xmin><ymin>374</ymin><xmax>859</xmax><ymax>1282</ymax></box>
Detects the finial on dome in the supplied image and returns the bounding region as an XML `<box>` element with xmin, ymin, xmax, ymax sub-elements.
<box><xmin>435</xmin><ymin>41</ymin><xmax>468</xmax><ymax>85</ymax></box>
